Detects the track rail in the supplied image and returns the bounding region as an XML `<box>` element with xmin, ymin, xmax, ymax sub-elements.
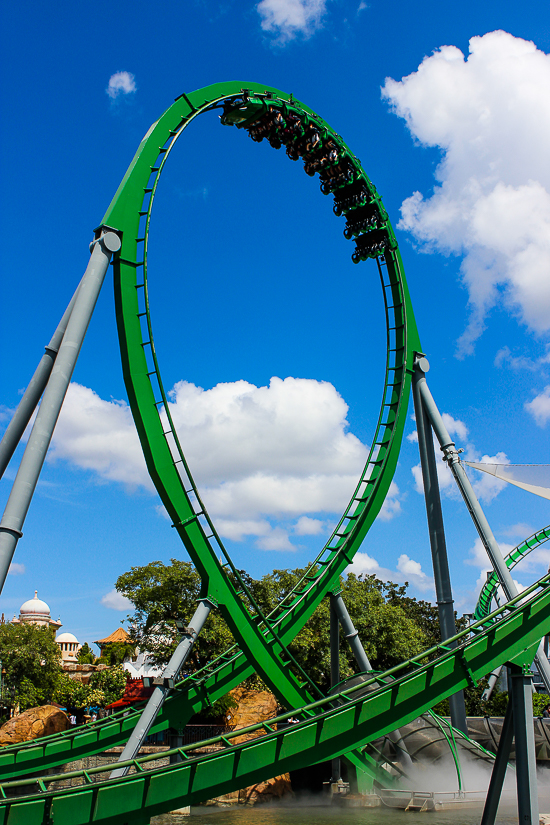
<box><xmin>475</xmin><ymin>524</ymin><xmax>550</xmax><ymax>620</ymax></box>
<box><xmin>0</xmin><ymin>570</ymin><xmax>547</xmax><ymax>823</ymax></box>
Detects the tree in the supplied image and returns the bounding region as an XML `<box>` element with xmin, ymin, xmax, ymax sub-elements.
<box><xmin>115</xmin><ymin>561</ymin><xmax>430</xmax><ymax>694</ymax></box>
<box><xmin>77</xmin><ymin>642</ymin><xmax>95</xmax><ymax>664</ymax></box>
<box><xmin>96</xmin><ymin>641</ymin><xmax>136</xmax><ymax>667</ymax></box>
<box><xmin>88</xmin><ymin>665</ymin><xmax>127</xmax><ymax>706</ymax></box>
<box><xmin>115</xmin><ymin>560</ymin><xmax>233</xmax><ymax>669</ymax></box>
<box><xmin>0</xmin><ymin>623</ymin><xmax>62</xmax><ymax>711</ymax></box>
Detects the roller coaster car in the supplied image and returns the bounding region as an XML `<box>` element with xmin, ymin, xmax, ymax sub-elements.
<box><xmin>220</xmin><ymin>100</ymin><xmax>264</xmax><ymax>127</ymax></box>
<box><xmin>332</xmin><ymin>180</ymin><xmax>372</xmax><ymax>214</ymax></box>
<box><xmin>352</xmin><ymin>227</ymin><xmax>397</xmax><ymax>263</ymax></box>
<box><xmin>343</xmin><ymin>201</ymin><xmax>387</xmax><ymax>239</ymax></box>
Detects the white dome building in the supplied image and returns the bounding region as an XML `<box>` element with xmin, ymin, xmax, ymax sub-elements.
<box><xmin>56</xmin><ymin>632</ymin><xmax>81</xmax><ymax>663</ymax></box>
<box><xmin>12</xmin><ymin>591</ymin><xmax>62</xmax><ymax>632</ymax></box>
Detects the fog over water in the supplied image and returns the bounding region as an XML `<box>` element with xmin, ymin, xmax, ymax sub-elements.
<box><xmin>151</xmin><ymin>801</ymin><xmax>521</xmax><ymax>825</ymax></box>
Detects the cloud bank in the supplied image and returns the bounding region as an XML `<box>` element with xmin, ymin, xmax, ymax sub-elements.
<box><xmin>50</xmin><ymin>379</ymin><xmax>399</xmax><ymax>551</ymax></box>
<box><xmin>383</xmin><ymin>31</ymin><xmax>550</xmax><ymax>355</ymax></box>
<box><xmin>257</xmin><ymin>0</ymin><xmax>328</xmax><ymax>43</ymax></box>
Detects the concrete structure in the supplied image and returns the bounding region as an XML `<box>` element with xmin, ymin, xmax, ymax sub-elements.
<box><xmin>56</xmin><ymin>632</ymin><xmax>81</xmax><ymax>664</ymax></box>
<box><xmin>11</xmin><ymin>591</ymin><xmax>62</xmax><ymax>633</ymax></box>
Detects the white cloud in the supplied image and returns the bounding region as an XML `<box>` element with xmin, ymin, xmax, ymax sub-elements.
<box><xmin>8</xmin><ymin>562</ymin><xmax>25</xmax><ymax>576</ymax></box>
<box><xmin>51</xmin><ymin>377</ymin><xmax>401</xmax><ymax>550</ymax></box>
<box><xmin>349</xmin><ymin>550</ymin><xmax>433</xmax><ymax>592</ymax></box>
<box><xmin>257</xmin><ymin>0</ymin><xmax>327</xmax><ymax>42</ymax></box>
<box><xmin>525</xmin><ymin>385</ymin><xmax>550</xmax><ymax>426</ymax></box>
<box><xmin>495</xmin><ymin>345</ymin><xmax>550</xmax><ymax>371</ymax></box>
<box><xmin>101</xmin><ymin>589</ymin><xmax>133</xmax><ymax>611</ymax></box>
<box><xmin>106</xmin><ymin>71</ymin><xmax>136</xmax><ymax>100</ymax></box>
<box><xmin>294</xmin><ymin>516</ymin><xmax>325</xmax><ymax>535</ymax></box>
<box><xmin>382</xmin><ymin>31</ymin><xmax>550</xmax><ymax>356</ymax></box>
<box><xmin>50</xmin><ymin>384</ymin><xmax>149</xmax><ymax>489</ymax></box>
<box><xmin>502</xmin><ymin>522</ymin><xmax>535</xmax><ymax>539</ymax></box>
<box><xmin>256</xmin><ymin>528</ymin><xmax>295</xmax><ymax>551</ymax></box>
<box><xmin>378</xmin><ymin>480</ymin><xmax>401</xmax><ymax>520</ymax></box>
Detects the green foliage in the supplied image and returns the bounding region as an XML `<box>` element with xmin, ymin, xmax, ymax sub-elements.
<box><xmin>116</xmin><ymin>561</ymin><xmax>430</xmax><ymax>694</ymax></box>
<box><xmin>97</xmin><ymin>642</ymin><xmax>135</xmax><ymax>667</ymax></box>
<box><xmin>0</xmin><ymin>622</ymin><xmax>62</xmax><ymax>710</ymax></box>
<box><xmin>53</xmin><ymin>673</ymin><xmax>91</xmax><ymax>709</ymax></box>
<box><xmin>77</xmin><ymin>642</ymin><xmax>95</xmax><ymax>664</ymax></box>
<box><xmin>115</xmin><ymin>560</ymin><xmax>233</xmax><ymax>669</ymax></box>
<box><xmin>194</xmin><ymin>692</ymin><xmax>238</xmax><ymax>722</ymax></box>
<box><xmin>88</xmin><ymin>666</ymin><xmax>127</xmax><ymax>706</ymax></box>
<box><xmin>249</xmin><ymin>570</ymin><xmax>428</xmax><ymax>692</ymax></box>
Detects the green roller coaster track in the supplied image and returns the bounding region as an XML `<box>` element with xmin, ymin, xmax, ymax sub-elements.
<box><xmin>0</xmin><ymin>82</ymin><xmax>547</xmax><ymax>824</ymax></box>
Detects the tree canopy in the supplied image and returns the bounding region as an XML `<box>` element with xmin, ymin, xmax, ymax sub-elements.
<box><xmin>0</xmin><ymin>623</ymin><xmax>62</xmax><ymax>711</ymax></box>
<box><xmin>115</xmin><ymin>560</ymin><xmax>431</xmax><ymax>693</ymax></box>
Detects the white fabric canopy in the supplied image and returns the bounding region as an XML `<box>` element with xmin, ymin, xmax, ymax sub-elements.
<box><xmin>464</xmin><ymin>462</ymin><xmax>550</xmax><ymax>501</ymax></box>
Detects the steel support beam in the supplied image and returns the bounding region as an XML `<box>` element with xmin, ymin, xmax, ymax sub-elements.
<box><xmin>329</xmin><ymin>594</ymin><xmax>341</xmax><ymax>782</ymax></box>
<box><xmin>412</xmin><ymin>359</ymin><xmax>468</xmax><ymax>735</ymax></box>
<box><xmin>415</xmin><ymin>358</ymin><xmax>550</xmax><ymax>695</ymax></box>
<box><xmin>0</xmin><ymin>229</ymin><xmax>121</xmax><ymax>594</ymax></box>
<box><xmin>482</xmin><ymin>666</ymin><xmax>503</xmax><ymax>702</ymax></box>
<box><xmin>110</xmin><ymin>597</ymin><xmax>213</xmax><ymax>779</ymax></box>
<box><xmin>330</xmin><ymin>592</ymin><xmax>413</xmax><ymax>771</ymax></box>
<box><xmin>331</xmin><ymin>592</ymin><xmax>372</xmax><ymax>673</ymax></box>
<box><xmin>511</xmin><ymin>668</ymin><xmax>539</xmax><ymax>825</ymax></box>
<box><xmin>480</xmin><ymin>684</ymin><xmax>514</xmax><ymax>825</ymax></box>
<box><xmin>0</xmin><ymin>283</ymin><xmax>80</xmax><ymax>479</ymax></box>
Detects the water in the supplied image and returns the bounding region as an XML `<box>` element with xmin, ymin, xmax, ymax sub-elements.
<box><xmin>150</xmin><ymin>799</ymin><xmax>524</xmax><ymax>825</ymax></box>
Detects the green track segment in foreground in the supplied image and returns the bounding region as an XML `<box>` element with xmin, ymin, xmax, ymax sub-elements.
<box><xmin>475</xmin><ymin>524</ymin><xmax>550</xmax><ymax>621</ymax></box>
<box><xmin>0</xmin><ymin>82</ymin><xmax>419</xmax><ymax>782</ymax></box>
<box><xmin>0</xmin><ymin>571</ymin><xmax>547</xmax><ymax>824</ymax></box>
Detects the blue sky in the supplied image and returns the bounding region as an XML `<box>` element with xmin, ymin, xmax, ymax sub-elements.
<box><xmin>1</xmin><ymin>0</ymin><xmax>550</xmax><ymax>650</ymax></box>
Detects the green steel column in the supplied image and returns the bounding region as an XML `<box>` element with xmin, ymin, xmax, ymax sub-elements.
<box><xmin>329</xmin><ymin>594</ymin><xmax>341</xmax><ymax>782</ymax></box>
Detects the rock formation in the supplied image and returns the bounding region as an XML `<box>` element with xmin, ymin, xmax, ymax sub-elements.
<box><xmin>220</xmin><ymin>686</ymin><xmax>293</xmax><ymax>804</ymax></box>
<box><xmin>0</xmin><ymin>705</ymin><xmax>70</xmax><ymax>746</ymax></box>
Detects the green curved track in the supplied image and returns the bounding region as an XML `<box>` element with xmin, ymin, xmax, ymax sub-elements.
<box><xmin>475</xmin><ymin>524</ymin><xmax>550</xmax><ymax>621</ymax></box>
<box><xmin>0</xmin><ymin>82</ymin><xmax>545</xmax><ymax>823</ymax></box>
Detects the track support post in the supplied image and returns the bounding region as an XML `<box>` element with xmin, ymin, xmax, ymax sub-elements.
<box><xmin>415</xmin><ymin>357</ymin><xmax>550</xmax><ymax>694</ymax></box>
<box><xmin>0</xmin><ymin>227</ymin><xmax>121</xmax><ymax>595</ymax></box>
<box><xmin>412</xmin><ymin>357</ymin><xmax>468</xmax><ymax>735</ymax></box>
<box><xmin>329</xmin><ymin>593</ymin><xmax>341</xmax><ymax>783</ymax></box>
<box><xmin>110</xmin><ymin>597</ymin><xmax>214</xmax><ymax>779</ymax></box>
<box><xmin>481</xmin><ymin>666</ymin><xmax>539</xmax><ymax>825</ymax></box>
<box><xmin>0</xmin><ymin>283</ymin><xmax>80</xmax><ymax>479</ymax></box>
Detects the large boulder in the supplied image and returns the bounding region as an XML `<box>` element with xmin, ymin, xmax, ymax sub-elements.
<box><xmin>223</xmin><ymin>687</ymin><xmax>293</xmax><ymax>804</ymax></box>
<box><xmin>0</xmin><ymin>705</ymin><xmax>70</xmax><ymax>746</ymax></box>
<box><xmin>226</xmin><ymin>685</ymin><xmax>278</xmax><ymax>744</ymax></box>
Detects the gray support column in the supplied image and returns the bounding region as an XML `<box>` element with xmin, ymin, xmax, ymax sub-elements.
<box><xmin>329</xmin><ymin>595</ymin><xmax>341</xmax><ymax>782</ymax></box>
<box><xmin>415</xmin><ymin>359</ymin><xmax>550</xmax><ymax>694</ymax></box>
<box><xmin>412</xmin><ymin>359</ymin><xmax>468</xmax><ymax>735</ymax></box>
<box><xmin>0</xmin><ymin>284</ymin><xmax>80</xmax><ymax>479</ymax></box>
<box><xmin>0</xmin><ymin>229</ymin><xmax>121</xmax><ymax>593</ymax></box>
<box><xmin>480</xmin><ymin>690</ymin><xmax>514</xmax><ymax>825</ymax></box>
<box><xmin>330</xmin><ymin>592</ymin><xmax>413</xmax><ymax>770</ymax></box>
<box><xmin>482</xmin><ymin>666</ymin><xmax>503</xmax><ymax>702</ymax></box>
<box><xmin>510</xmin><ymin>667</ymin><xmax>539</xmax><ymax>825</ymax></box>
<box><xmin>110</xmin><ymin>598</ymin><xmax>213</xmax><ymax>779</ymax></box>
<box><xmin>331</xmin><ymin>592</ymin><xmax>372</xmax><ymax>673</ymax></box>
